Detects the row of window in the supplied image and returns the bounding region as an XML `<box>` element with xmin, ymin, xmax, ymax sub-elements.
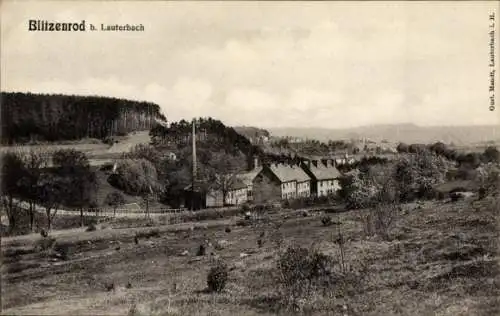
<box><xmin>282</xmin><ymin>182</ymin><xmax>310</xmax><ymax>190</ymax></box>
<box><xmin>319</xmin><ymin>180</ymin><xmax>336</xmax><ymax>187</ymax></box>
<box><xmin>318</xmin><ymin>189</ymin><xmax>336</xmax><ymax>196</ymax></box>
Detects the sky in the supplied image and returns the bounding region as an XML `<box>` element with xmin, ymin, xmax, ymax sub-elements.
<box><xmin>2</xmin><ymin>1</ymin><xmax>499</xmax><ymax>128</ymax></box>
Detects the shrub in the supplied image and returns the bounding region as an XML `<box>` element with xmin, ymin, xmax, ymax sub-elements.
<box><xmin>197</xmin><ymin>244</ymin><xmax>206</xmax><ymax>256</ymax></box>
<box><xmin>478</xmin><ymin>187</ymin><xmax>487</xmax><ymax>200</ymax></box>
<box><xmin>108</xmin><ymin>158</ymin><xmax>161</xmax><ymax>196</ymax></box>
<box><xmin>136</xmin><ymin>228</ymin><xmax>160</xmax><ymax>239</ymax></box>
<box><xmin>394</xmin><ymin>152</ymin><xmax>446</xmax><ymax>202</ymax></box>
<box><xmin>361</xmin><ymin>203</ymin><xmax>398</xmax><ymax>240</ymax></box>
<box><xmin>53</xmin><ymin>243</ymin><xmax>70</xmax><ymax>260</ymax></box>
<box><xmin>437</xmin><ymin>191</ymin><xmax>446</xmax><ymax>200</ymax></box>
<box><xmin>449</xmin><ymin>187</ymin><xmax>468</xmax><ymax>194</ymax></box>
<box><xmin>257</xmin><ymin>238</ymin><xmax>264</xmax><ymax>248</ymax></box>
<box><xmin>281</xmin><ymin>199</ymin><xmax>291</xmax><ymax>209</ymax></box>
<box><xmin>240</xmin><ymin>204</ymin><xmax>250</xmax><ymax>213</ymax></box>
<box><xmin>86</xmin><ymin>223</ymin><xmax>97</xmax><ymax>232</ymax></box>
<box><xmin>483</xmin><ymin>146</ymin><xmax>499</xmax><ymax>163</ymax></box>
<box><xmin>321</xmin><ymin>216</ymin><xmax>333</xmax><ymax>226</ymax></box>
<box><xmin>36</xmin><ymin>236</ymin><xmax>56</xmax><ymax>251</ymax></box>
<box><xmin>450</xmin><ymin>192</ymin><xmax>465</xmax><ymax>202</ymax></box>
<box><xmin>277</xmin><ymin>245</ymin><xmax>333</xmax><ymax>309</ymax></box>
<box><xmin>207</xmin><ymin>261</ymin><xmax>229</xmax><ymax>292</ymax></box>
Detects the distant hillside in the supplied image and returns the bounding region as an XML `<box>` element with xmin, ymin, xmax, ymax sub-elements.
<box><xmin>233</xmin><ymin>126</ymin><xmax>270</xmax><ymax>141</ymax></box>
<box><xmin>268</xmin><ymin>124</ymin><xmax>500</xmax><ymax>145</ymax></box>
<box><xmin>150</xmin><ymin>117</ymin><xmax>263</xmax><ymax>169</ymax></box>
<box><xmin>1</xmin><ymin>92</ymin><xmax>166</xmax><ymax>144</ymax></box>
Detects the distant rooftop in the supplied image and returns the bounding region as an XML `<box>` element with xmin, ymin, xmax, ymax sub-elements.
<box><xmin>238</xmin><ymin>167</ymin><xmax>263</xmax><ymax>186</ymax></box>
<box><xmin>268</xmin><ymin>163</ymin><xmax>310</xmax><ymax>183</ymax></box>
<box><xmin>305</xmin><ymin>161</ymin><xmax>341</xmax><ymax>180</ymax></box>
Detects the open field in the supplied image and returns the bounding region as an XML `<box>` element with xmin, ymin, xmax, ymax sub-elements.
<box><xmin>0</xmin><ymin>131</ymin><xmax>151</xmax><ymax>162</ymax></box>
<box><xmin>2</xmin><ymin>197</ymin><xmax>499</xmax><ymax>315</ymax></box>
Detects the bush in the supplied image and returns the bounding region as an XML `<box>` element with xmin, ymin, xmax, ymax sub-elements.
<box><xmin>394</xmin><ymin>152</ymin><xmax>446</xmax><ymax>202</ymax></box>
<box><xmin>207</xmin><ymin>261</ymin><xmax>229</xmax><ymax>292</ymax></box>
<box><xmin>86</xmin><ymin>223</ymin><xmax>97</xmax><ymax>232</ymax></box>
<box><xmin>197</xmin><ymin>244</ymin><xmax>206</xmax><ymax>256</ymax></box>
<box><xmin>277</xmin><ymin>245</ymin><xmax>333</xmax><ymax>309</ymax></box>
<box><xmin>108</xmin><ymin>158</ymin><xmax>160</xmax><ymax>196</ymax></box>
<box><xmin>36</xmin><ymin>236</ymin><xmax>56</xmax><ymax>251</ymax></box>
<box><xmin>321</xmin><ymin>215</ymin><xmax>333</xmax><ymax>226</ymax></box>
<box><xmin>437</xmin><ymin>191</ymin><xmax>446</xmax><ymax>200</ymax></box>
<box><xmin>483</xmin><ymin>146</ymin><xmax>499</xmax><ymax>163</ymax></box>
<box><xmin>136</xmin><ymin>228</ymin><xmax>160</xmax><ymax>239</ymax></box>
<box><xmin>257</xmin><ymin>238</ymin><xmax>264</xmax><ymax>248</ymax></box>
<box><xmin>450</xmin><ymin>192</ymin><xmax>465</xmax><ymax>202</ymax></box>
<box><xmin>281</xmin><ymin>199</ymin><xmax>291</xmax><ymax>209</ymax></box>
<box><xmin>240</xmin><ymin>204</ymin><xmax>250</xmax><ymax>213</ymax></box>
<box><xmin>53</xmin><ymin>243</ymin><xmax>71</xmax><ymax>260</ymax></box>
<box><xmin>478</xmin><ymin>187</ymin><xmax>487</xmax><ymax>200</ymax></box>
<box><xmin>361</xmin><ymin>203</ymin><xmax>398</xmax><ymax>240</ymax></box>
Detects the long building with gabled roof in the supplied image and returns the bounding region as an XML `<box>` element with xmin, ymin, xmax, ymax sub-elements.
<box><xmin>252</xmin><ymin>162</ymin><xmax>312</xmax><ymax>203</ymax></box>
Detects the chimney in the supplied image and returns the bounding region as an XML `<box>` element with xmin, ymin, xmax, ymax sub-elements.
<box><xmin>321</xmin><ymin>159</ymin><xmax>327</xmax><ymax>167</ymax></box>
<box><xmin>254</xmin><ymin>156</ymin><xmax>259</xmax><ymax>170</ymax></box>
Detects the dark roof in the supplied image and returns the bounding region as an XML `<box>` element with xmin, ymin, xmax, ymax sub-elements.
<box><xmin>228</xmin><ymin>177</ymin><xmax>248</xmax><ymax>190</ymax></box>
<box><xmin>183</xmin><ymin>183</ymin><xmax>204</xmax><ymax>192</ymax></box>
<box><xmin>268</xmin><ymin>164</ymin><xmax>310</xmax><ymax>183</ymax></box>
<box><xmin>238</xmin><ymin>167</ymin><xmax>263</xmax><ymax>186</ymax></box>
<box><xmin>303</xmin><ymin>162</ymin><xmax>341</xmax><ymax>180</ymax></box>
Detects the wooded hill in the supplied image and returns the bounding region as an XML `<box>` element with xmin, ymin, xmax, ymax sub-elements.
<box><xmin>233</xmin><ymin>126</ymin><xmax>270</xmax><ymax>141</ymax></box>
<box><xmin>150</xmin><ymin>117</ymin><xmax>263</xmax><ymax>168</ymax></box>
<box><xmin>1</xmin><ymin>92</ymin><xmax>166</xmax><ymax>144</ymax></box>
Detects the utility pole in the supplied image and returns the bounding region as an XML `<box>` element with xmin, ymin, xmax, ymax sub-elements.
<box><xmin>191</xmin><ymin>119</ymin><xmax>197</xmax><ymax>210</ymax></box>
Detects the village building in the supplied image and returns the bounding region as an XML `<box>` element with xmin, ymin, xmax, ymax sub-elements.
<box><xmin>301</xmin><ymin>159</ymin><xmax>341</xmax><ymax>197</ymax></box>
<box><xmin>252</xmin><ymin>163</ymin><xmax>311</xmax><ymax>203</ymax></box>
<box><xmin>184</xmin><ymin>177</ymin><xmax>249</xmax><ymax>208</ymax></box>
<box><xmin>183</xmin><ymin>183</ymin><xmax>207</xmax><ymax>210</ymax></box>
<box><xmin>224</xmin><ymin>177</ymin><xmax>248</xmax><ymax>205</ymax></box>
<box><xmin>238</xmin><ymin>162</ymin><xmax>263</xmax><ymax>202</ymax></box>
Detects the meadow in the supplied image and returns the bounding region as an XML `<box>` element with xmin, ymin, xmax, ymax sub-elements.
<box><xmin>2</xmin><ymin>195</ymin><xmax>498</xmax><ymax>316</ymax></box>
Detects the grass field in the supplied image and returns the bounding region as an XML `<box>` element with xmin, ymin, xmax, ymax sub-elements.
<box><xmin>0</xmin><ymin>131</ymin><xmax>151</xmax><ymax>160</ymax></box>
<box><xmin>1</xmin><ymin>196</ymin><xmax>499</xmax><ymax>315</ymax></box>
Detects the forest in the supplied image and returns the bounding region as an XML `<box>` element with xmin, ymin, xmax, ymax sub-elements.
<box><xmin>1</xmin><ymin>92</ymin><xmax>166</xmax><ymax>144</ymax></box>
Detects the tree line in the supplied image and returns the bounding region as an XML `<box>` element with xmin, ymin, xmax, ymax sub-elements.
<box><xmin>150</xmin><ymin>117</ymin><xmax>263</xmax><ymax>169</ymax></box>
<box><xmin>397</xmin><ymin>141</ymin><xmax>500</xmax><ymax>168</ymax></box>
<box><xmin>1</xmin><ymin>149</ymin><xmax>98</xmax><ymax>232</ymax></box>
<box><xmin>1</xmin><ymin>92</ymin><xmax>166</xmax><ymax>144</ymax></box>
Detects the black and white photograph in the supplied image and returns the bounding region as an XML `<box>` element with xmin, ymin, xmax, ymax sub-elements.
<box><xmin>1</xmin><ymin>1</ymin><xmax>499</xmax><ymax>315</ymax></box>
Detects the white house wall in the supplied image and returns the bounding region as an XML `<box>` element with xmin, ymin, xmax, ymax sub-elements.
<box><xmin>317</xmin><ymin>179</ymin><xmax>340</xmax><ymax>196</ymax></box>
<box><xmin>281</xmin><ymin>181</ymin><xmax>297</xmax><ymax>199</ymax></box>
<box><xmin>225</xmin><ymin>188</ymin><xmax>248</xmax><ymax>205</ymax></box>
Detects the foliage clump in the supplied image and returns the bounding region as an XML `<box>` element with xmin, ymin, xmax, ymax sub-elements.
<box><xmin>207</xmin><ymin>261</ymin><xmax>229</xmax><ymax>292</ymax></box>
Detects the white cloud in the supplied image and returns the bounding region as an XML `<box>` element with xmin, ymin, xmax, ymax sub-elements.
<box><xmin>1</xmin><ymin>1</ymin><xmax>498</xmax><ymax>128</ymax></box>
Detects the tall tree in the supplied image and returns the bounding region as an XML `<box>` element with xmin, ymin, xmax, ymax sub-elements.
<box><xmin>53</xmin><ymin>149</ymin><xmax>98</xmax><ymax>226</ymax></box>
<box><xmin>1</xmin><ymin>152</ymin><xmax>25</xmax><ymax>232</ymax></box>
<box><xmin>18</xmin><ymin>149</ymin><xmax>47</xmax><ymax>231</ymax></box>
<box><xmin>104</xmin><ymin>191</ymin><xmax>126</xmax><ymax>217</ymax></box>
<box><xmin>37</xmin><ymin>172</ymin><xmax>65</xmax><ymax>231</ymax></box>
